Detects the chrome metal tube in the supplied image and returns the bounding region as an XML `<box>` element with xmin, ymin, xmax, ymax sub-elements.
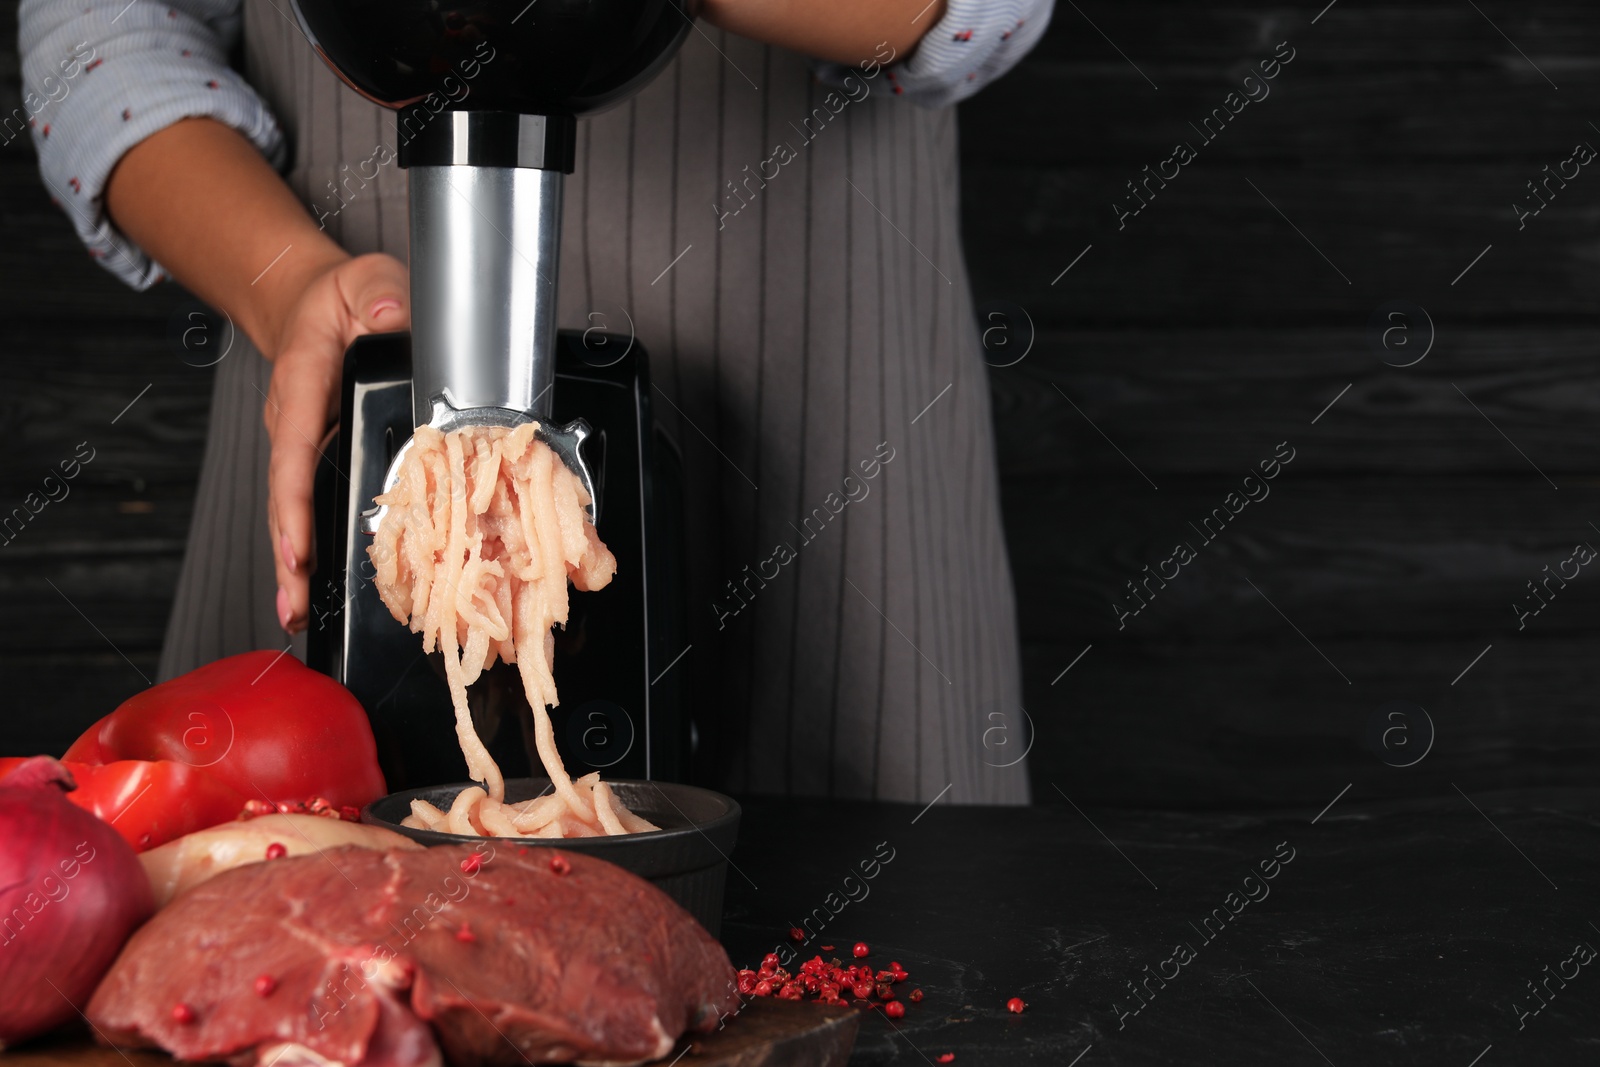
<box><xmin>406</xmin><ymin>165</ymin><xmax>563</xmax><ymax>426</ymax></box>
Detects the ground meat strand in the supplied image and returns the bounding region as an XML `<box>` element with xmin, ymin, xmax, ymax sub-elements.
<box><xmin>369</xmin><ymin>423</ymin><xmax>655</xmax><ymax>838</ymax></box>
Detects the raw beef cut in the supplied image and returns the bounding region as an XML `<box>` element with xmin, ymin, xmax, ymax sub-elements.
<box><xmin>88</xmin><ymin>845</ymin><xmax>739</xmax><ymax>1066</ymax></box>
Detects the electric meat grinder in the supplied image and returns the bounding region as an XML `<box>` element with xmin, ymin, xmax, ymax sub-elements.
<box><xmin>293</xmin><ymin>0</ymin><xmax>698</xmax><ymax>791</ymax></box>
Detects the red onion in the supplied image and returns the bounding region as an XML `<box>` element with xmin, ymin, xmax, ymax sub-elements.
<box><xmin>0</xmin><ymin>757</ymin><xmax>153</xmax><ymax>1048</ymax></box>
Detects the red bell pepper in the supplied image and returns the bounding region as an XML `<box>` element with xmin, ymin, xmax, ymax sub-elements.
<box><xmin>64</xmin><ymin>651</ymin><xmax>387</xmax><ymax>813</ymax></box>
<box><xmin>1</xmin><ymin>652</ymin><xmax>390</xmax><ymax>851</ymax></box>
<box><xmin>4</xmin><ymin>653</ymin><xmax>386</xmax><ymax>851</ymax></box>
<box><xmin>0</xmin><ymin>757</ymin><xmax>247</xmax><ymax>851</ymax></box>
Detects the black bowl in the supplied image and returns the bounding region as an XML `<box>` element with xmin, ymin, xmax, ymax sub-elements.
<box><xmin>363</xmin><ymin>778</ymin><xmax>739</xmax><ymax>936</ymax></box>
<box><xmin>290</xmin><ymin>0</ymin><xmax>701</xmax><ymax>116</ymax></box>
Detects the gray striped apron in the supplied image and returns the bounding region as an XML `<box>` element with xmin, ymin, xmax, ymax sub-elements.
<box><xmin>158</xmin><ymin>2</ymin><xmax>1029</xmax><ymax>804</ymax></box>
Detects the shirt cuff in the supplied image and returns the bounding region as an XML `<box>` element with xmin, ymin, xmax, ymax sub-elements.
<box><xmin>19</xmin><ymin>2</ymin><xmax>286</xmax><ymax>290</ymax></box>
<box><xmin>816</xmin><ymin>0</ymin><xmax>1054</xmax><ymax>109</ymax></box>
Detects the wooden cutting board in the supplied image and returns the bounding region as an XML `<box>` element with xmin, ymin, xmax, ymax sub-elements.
<box><xmin>8</xmin><ymin>999</ymin><xmax>861</xmax><ymax>1067</ymax></box>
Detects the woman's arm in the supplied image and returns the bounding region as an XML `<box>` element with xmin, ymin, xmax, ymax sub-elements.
<box><xmin>106</xmin><ymin>118</ymin><xmax>346</xmax><ymax>363</ymax></box>
<box><xmin>700</xmin><ymin>0</ymin><xmax>948</xmax><ymax>67</ymax></box>
<box><xmin>20</xmin><ymin>0</ymin><xmax>405</xmax><ymax>634</ymax></box>
<box><xmin>106</xmin><ymin>118</ymin><xmax>409</xmax><ymax>635</ymax></box>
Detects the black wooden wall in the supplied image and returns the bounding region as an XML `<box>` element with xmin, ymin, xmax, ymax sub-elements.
<box><xmin>3</xmin><ymin>2</ymin><xmax>1596</xmax><ymax>809</ymax></box>
<box><xmin>969</xmin><ymin>1</ymin><xmax>1600</xmax><ymax>808</ymax></box>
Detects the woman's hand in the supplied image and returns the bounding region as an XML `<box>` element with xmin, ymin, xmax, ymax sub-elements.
<box><xmin>263</xmin><ymin>252</ymin><xmax>410</xmax><ymax>634</ymax></box>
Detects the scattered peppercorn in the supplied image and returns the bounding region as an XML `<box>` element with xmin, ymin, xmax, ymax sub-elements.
<box><xmin>549</xmin><ymin>854</ymin><xmax>571</xmax><ymax>875</ymax></box>
<box><xmin>885</xmin><ymin>1000</ymin><xmax>906</xmax><ymax>1019</ymax></box>
<box><xmin>853</xmin><ymin>942</ymin><xmax>869</xmax><ymax>958</ymax></box>
<box><xmin>460</xmin><ymin>853</ymin><xmax>483</xmax><ymax>874</ymax></box>
<box><xmin>455</xmin><ymin>922</ymin><xmax>477</xmax><ymax>943</ymax></box>
<box><xmin>171</xmin><ymin>1003</ymin><xmax>196</xmax><ymax>1024</ymax></box>
<box><xmin>821</xmin><ymin>944</ymin><xmax>834</xmax><ymax>951</ymax></box>
<box><xmin>253</xmin><ymin>975</ymin><xmax>277</xmax><ymax>997</ymax></box>
<box><xmin>737</xmin><ymin>951</ymin><xmax>926</xmax><ymax>1014</ymax></box>
<box><xmin>789</xmin><ymin>926</ymin><xmax>806</xmax><ymax>942</ymax></box>
<box><xmin>936</xmin><ymin>1054</ymin><xmax>956</xmax><ymax>1063</ymax></box>
<box><xmin>910</xmin><ymin>988</ymin><xmax>925</xmax><ymax>1002</ymax></box>
<box><xmin>264</xmin><ymin>842</ymin><xmax>287</xmax><ymax>860</ymax></box>
<box><xmin>1006</xmin><ymin>997</ymin><xmax>1026</xmax><ymax>1014</ymax></box>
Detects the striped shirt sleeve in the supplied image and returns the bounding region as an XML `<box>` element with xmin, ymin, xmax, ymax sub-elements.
<box><xmin>16</xmin><ymin>0</ymin><xmax>286</xmax><ymax>290</ymax></box>
<box><xmin>815</xmin><ymin>0</ymin><xmax>1054</xmax><ymax>109</ymax></box>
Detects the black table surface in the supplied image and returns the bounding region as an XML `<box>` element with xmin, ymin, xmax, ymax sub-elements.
<box><xmin>720</xmin><ymin>789</ymin><xmax>1600</xmax><ymax>1066</ymax></box>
